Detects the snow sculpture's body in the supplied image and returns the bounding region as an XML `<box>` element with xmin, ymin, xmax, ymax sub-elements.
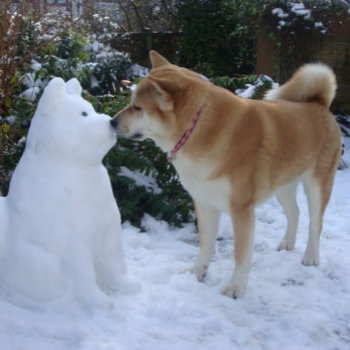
<box><xmin>0</xmin><ymin>78</ymin><xmax>126</xmax><ymax>307</ymax></box>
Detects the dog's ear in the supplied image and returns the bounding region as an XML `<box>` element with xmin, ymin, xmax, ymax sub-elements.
<box><xmin>149</xmin><ymin>50</ymin><xmax>170</xmax><ymax>69</ymax></box>
<box><xmin>147</xmin><ymin>77</ymin><xmax>173</xmax><ymax>111</ymax></box>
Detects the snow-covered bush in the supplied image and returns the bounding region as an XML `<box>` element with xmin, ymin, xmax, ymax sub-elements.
<box><xmin>106</xmin><ymin>137</ymin><xmax>194</xmax><ymax>229</ymax></box>
<box><xmin>78</xmin><ymin>11</ymin><xmax>120</xmax><ymax>45</ymax></box>
<box><xmin>235</xmin><ymin>75</ymin><xmax>277</xmax><ymax>99</ymax></box>
<box><xmin>268</xmin><ymin>0</ymin><xmax>344</xmax><ymax>33</ymax></box>
<box><xmin>263</xmin><ymin>0</ymin><xmax>348</xmax><ymax>82</ymax></box>
<box><xmin>90</xmin><ymin>53</ymin><xmax>132</xmax><ymax>95</ymax></box>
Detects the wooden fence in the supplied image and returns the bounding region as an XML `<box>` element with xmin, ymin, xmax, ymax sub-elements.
<box><xmin>110</xmin><ymin>19</ymin><xmax>350</xmax><ymax>113</ymax></box>
<box><xmin>257</xmin><ymin>13</ymin><xmax>350</xmax><ymax>113</ymax></box>
<box><xmin>110</xmin><ymin>30</ymin><xmax>181</xmax><ymax>68</ymax></box>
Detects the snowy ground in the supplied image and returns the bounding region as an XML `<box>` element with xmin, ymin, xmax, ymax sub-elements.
<box><xmin>1</xmin><ymin>141</ymin><xmax>350</xmax><ymax>350</ymax></box>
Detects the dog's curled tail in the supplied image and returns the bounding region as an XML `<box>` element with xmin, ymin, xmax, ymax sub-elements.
<box><xmin>264</xmin><ymin>63</ymin><xmax>337</xmax><ymax>109</ymax></box>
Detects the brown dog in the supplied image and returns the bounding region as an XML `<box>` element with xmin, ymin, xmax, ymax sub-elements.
<box><xmin>111</xmin><ymin>51</ymin><xmax>342</xmax><ymax>298</ymax></box>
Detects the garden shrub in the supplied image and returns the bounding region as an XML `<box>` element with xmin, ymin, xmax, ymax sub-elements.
<box><xmin>0</xmin><ymin>97</ymin><xmax>35</xmax><ymax>195</ymax></box>
<box><xmin>211</xmin><ymin>75</ymin><xmax>259</xmax><ymax>93</ymax></box>
<box><xmin>90</xmin><ymin>53</ymin><xmax>133</xmax><ymax>95</ymax></box>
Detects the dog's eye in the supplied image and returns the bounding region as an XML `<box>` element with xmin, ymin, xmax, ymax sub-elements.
<box><xmin>133</xmin><ymin>105</ymin><xmax>142</xmax><ymax>111</ymax></box>
<box><xmin>81</xmin><ymin>112</ymin><xmax>88</xmax><ymax>117</ymax></box>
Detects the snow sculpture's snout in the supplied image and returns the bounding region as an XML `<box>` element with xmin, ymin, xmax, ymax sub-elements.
<box><xmin>110</xmin><ymin>117</ymin><xmax>119</xmax><ymax>129</ymax></box>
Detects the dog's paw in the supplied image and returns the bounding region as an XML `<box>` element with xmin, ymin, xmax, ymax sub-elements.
<box><xmin>221</xmin><ymin>284</ymin><xmax>246</xmax><ymax>299</ymax></box>
<box><xmin>302</xmin><ymin>253</ymin><xmax>320</xmax><ymax>266</ymax></box>
<box><xmin>277</xmin><ymin>239</ymin><xmax>295</xmax><ymax>251</ymax></box>
<box><xmin>302</xmin><ymin>245</ymin><xmax>320</xmax><ymax>266</ymax></box>
<box><xmin>186</xmin><ymin>264</ymin><xmax>208</xmax><ymax>282</ymax></box>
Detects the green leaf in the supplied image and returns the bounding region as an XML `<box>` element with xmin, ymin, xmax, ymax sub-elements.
<box><xmin>9</xmin><ymin>76</ymin><xmax>18</xmax><ymax>85</ymax></box>
<box><xmin>4</xmin><ymin>97</ymin><xmax>12</xmax><ymax>108</ymax></box>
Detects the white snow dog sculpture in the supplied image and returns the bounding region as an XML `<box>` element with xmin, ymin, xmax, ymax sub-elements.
<box><xmin>0</xmin><ymin>77</ymin><xmax>126</xmax><ymax>308</ymax></box>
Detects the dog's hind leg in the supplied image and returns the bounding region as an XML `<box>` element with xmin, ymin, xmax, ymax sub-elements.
<box><xmin>222</xmin><ymin>204</ymin><xmax>255</xmax><ymax>298</ymax></box>
<box><xmin>276</xmin><ymin>180</ymin><xmax>300</xmax><ymax>251</ymax></box>
<box><xmin>301</xmin><ymin>168</ymin><xmax>335</xmax><ymax>266</ymax></box>
<box><xmin>190</xmin><ymin>201</ymin><xmax>220</xmax><ymax>281</ymax></box>
<box><xmin>302</xmin><ymin>175</ymin><xmax>324</xmax><ymax>266</ymax></box>
<box><xmin>301</xmin><ymin>137</ymin><xmax>340</xmax><ymax>266</ymax></box>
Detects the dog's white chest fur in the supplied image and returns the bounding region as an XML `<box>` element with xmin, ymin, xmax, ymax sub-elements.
<box><xmin>175</xmin><ymin>158</ymin><xmax>231</xmax><ymax>213</ymax></box>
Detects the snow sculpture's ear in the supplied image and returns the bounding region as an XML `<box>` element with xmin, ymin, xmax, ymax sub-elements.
<box><xmin>66</xmin><ymin>78</ymin><xmax>82</xmax><ymax>96</ymax></box>
<box><xmin>149</xmin><ymin>50</ymin><xmax>170</xmax><ymax>69</ymax></box>
<box><xmin>36</xmin><ymin>77</ymin><xmax>66</xmax><ymax>117</ymax></box>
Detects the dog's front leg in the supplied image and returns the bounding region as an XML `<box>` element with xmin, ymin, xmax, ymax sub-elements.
<box><xmin>222</xmin><ymin>205</ymin><xmax>255</xmax><ymax>299</ymax></box>
<box><xmin>190</xmin><ymin>201</ymin><xmax>220</xmax><ymax>281</ymax></box>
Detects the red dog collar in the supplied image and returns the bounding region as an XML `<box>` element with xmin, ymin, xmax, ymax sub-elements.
<box><xmin>168</xmin><ymin>106</ymin><xmax>203</xmax><ymax>161</ymax></box>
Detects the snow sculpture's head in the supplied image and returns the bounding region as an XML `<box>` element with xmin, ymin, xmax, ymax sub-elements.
<box><xmin>26</xmin><ymin>77</ymin><xmax>116</xmax><ymax>165</ymax></box>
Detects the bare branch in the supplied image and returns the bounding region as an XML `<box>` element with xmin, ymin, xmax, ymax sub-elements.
<box><xmin>130</xmin><ymin>0</ymin><xmax>146</xmax><ymax>31</ymax></box>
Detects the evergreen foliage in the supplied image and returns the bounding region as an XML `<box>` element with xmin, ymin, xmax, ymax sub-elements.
<box><xmin>177</xmin><ymin>0</ymin><xmax>263</xmax><ymax>76</ymax></box>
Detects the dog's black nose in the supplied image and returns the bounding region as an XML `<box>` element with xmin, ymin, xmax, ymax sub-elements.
<box><xmin>110</xmin><ymin>118</ymin><xmax>119</xmax><ymax>128</ymax></box>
